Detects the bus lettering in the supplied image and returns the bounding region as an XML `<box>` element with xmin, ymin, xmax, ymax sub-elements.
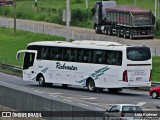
<box><xmin>56</xmin><ymin>62</ymin><xmax>77</xmax><ymax>71</ymax></box>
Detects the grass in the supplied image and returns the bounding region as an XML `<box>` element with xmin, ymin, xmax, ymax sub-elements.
<box><xmin>0</xmin><ymin>27</ymin><xmax>65</xmax><ymax>66</ymax></box>
<box><xmin>0</xmin><ymin>27</ymin><xmax>160</xmax><ymax>82</ymax></box>
<box><xmin>152</xmin><ymin>56</ymin><xmax>160</xmax><ymax>82</ymax></box>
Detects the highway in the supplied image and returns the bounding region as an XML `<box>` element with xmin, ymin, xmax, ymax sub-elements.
<box><xmin>0</xmin><ymin>72</ymin><xmax>159</xmax><ymax>112</ymax></box>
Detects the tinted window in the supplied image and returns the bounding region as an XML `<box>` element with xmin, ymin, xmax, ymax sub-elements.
<box><xmin>27</xmin><ymin>45</ymin><xmax>122</xmax><ymax>65</ymax></box>
<box><xmin>109</xmin><ymin>105</ymin><xmax>120</xmax><ymax>112</ymax></box>
<box><xmin>122</xmin><ymin>106</ymin><xmax>142</xmax><ymax>113</ymax></box>
<box><xmin>27</xmin><ymin>45</ymin><xmax>43</xmax><ymax>59</ymax></box>
<box><xmin>106</xmin><ymin>51</ymin><xmax>122</xmax><ymax>66</ymax></box>
<box><xmin>23</xmin><ymin>53</ymin><xmax>35</xmax><ymax>70</ymax></box>
<box><xmin>127</xmin><ymin>47</ymin><xmax>151</xmax><ymax>61</ymax></box>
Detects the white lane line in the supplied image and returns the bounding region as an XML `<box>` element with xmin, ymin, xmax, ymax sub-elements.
<box><xmin>48</xmin><ymin>93</ymin><xmax>113</xmax><ymax>109</ymax></box>
<box><xmin>79</xmin><ymin>103</ymin><xmax>89</xmax><ymax>107</ymax></box>
<box><xmin>49</xmin><ymin>95</ymin><xmax>58</xmax><ymax>97</ymax></box>
<box><xmin>137</xmin><ymin>102</ymin><xmax>146</xmax><ymax>106</ymax></box>
<box><xmin>79</xmin><ymin>97</ymin><xmax>97</xmax><ymax>100</ymax></box>
<box><xmin>0</xmin><ymin>81</ymin><xmax>19</xmax><ymax>87</ymax></box>
<box><xmin>63</xmin><ymin>99</ymin><xmax>72</xmax><ymax>102</ymax></box>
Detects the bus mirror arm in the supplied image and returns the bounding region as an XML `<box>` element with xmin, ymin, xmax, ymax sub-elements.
<box><xmin>16</xmin><ymin>52</ymin><xmax>20</xmax><ymax>60</ymax></box>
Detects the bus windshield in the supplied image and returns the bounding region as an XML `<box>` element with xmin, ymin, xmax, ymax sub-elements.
<box><xmin>127</xmin><ymin>47</ymin><xmax>151</xmax><ymax>61</ymax></box>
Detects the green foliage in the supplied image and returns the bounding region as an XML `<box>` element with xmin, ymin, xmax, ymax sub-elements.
<box><xmin>155</xmin><ymin>19</ymin><xmax>160</xmax><ymax>39</ymax></box>
<box><xmin>156</xmin><ymin>19</ymin><xmax>160</xmax><ymax>31</ymax></box>
<box><xmin>152</xmin><ymin>56</ymin><xmax>160</xmax><ymax>82</ymax></box>
<box><xmin>74</xmin><ymin>0</ymin><xmax>82</xmax><ymax>3</ymax></box>
<box><xmin>0</xmin><ymin>7</ymin><xmax>12</xmax><ymax>17</ymax></box>
<box><xmin>71</xmin><ymin>8</ymin><xmax>92</xmax><ymax>25</ymax></box>
<box><xmin>0</xmin><ymin>27</ymin><xmax>65</xmax><ymax>66</ymax></box>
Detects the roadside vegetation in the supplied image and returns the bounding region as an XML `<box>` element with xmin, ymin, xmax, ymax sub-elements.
<box><xmin>0</xmin><ymin>27</ymin><xmax>65</xmax><ymax>66</ymax></box>
<box><xmin>152</xmin><ymin>56</ymin><xmax>160</xmax><ymax>82</ymax></box>
<box><xmin>0</xmin><ymin>27</ymin><xmax>159</xmax><ymax>82</ymax></box>
<box><xmin>0</xmin><ymin>0</ymin><xmax>160</xmax><ymax>37</ymax></box>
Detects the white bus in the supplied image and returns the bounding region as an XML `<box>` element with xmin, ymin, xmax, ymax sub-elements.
<box><xmin>16</xmin><ymin>40</ymin><xmax>152</xmax><ymax>93</ymax></box>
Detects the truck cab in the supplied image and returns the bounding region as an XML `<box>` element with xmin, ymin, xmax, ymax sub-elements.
<box><xmin>91</xmin><ymin>1</ymin><xmax>116</xmax><ymax>34</ymax></box>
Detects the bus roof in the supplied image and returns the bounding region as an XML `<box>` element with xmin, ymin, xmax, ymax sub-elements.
<box><xmin>27</xmin><ymin>40</ymin><xmax>146</xmax><ymax>50</ymax></box>
<box><xmin>72</xmin><ymin>40</ymin><xmax>122</xmax><ymax>46</ymax></box>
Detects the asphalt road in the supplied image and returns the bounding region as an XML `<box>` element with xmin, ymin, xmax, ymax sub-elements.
<box><xmin>0</xmin><ymin>72</ymin><xmax>159</xmax><ymax>112</ymax></box>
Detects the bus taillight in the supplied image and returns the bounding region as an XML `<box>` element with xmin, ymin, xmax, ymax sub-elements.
<box><xmin>123</xmin><ymin>70</ymin><xmax>128</xmax><ymax>82</ymax></box>
<box><xmin>149</xmin><ymin>70</ymin><xmax>152</xmax><ymax>81</ymax></box>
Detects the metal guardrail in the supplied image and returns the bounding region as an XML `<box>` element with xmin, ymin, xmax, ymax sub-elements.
<box><xmin>0</xmin><ymin>62</ymin><xmax>159</xmax><ymax>86</ymax></box>
<box><xmin>0</xmin><ymin>63</ymin><xmax>22</xmax><ymax>71</ymax></box>
<box><xmin>151</xmin><ymin>82</ymin><xmax>160</xmax><ymax>86</ymax></box>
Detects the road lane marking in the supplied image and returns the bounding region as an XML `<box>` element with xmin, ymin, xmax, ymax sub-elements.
<box><xmin>79</xmin><ymin>103</ymin><xmax>89</xmax><ymax>107</ymax></box>
<box><xmin>79</xmin><ymin>97</ymin><xmax>97</xmax><ymax>100</ymax></box>
<box><xmin>0</xmin><ymin>81</ymin><xmax>19</xmax><ymax>87</ymax></box>
<box><xmin>63</xmin><ymin>99</ymin><xmax>72</xmax><ymax>102</ymax></box>
<box><xmin>137</xmin><ymin>102</ymin><xmax>146</xmax><ymax>106</ymax></box>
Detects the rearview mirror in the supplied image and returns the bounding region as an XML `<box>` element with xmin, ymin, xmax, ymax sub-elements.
<box><xmin>16</xmin><ymin>52</ymin><xmax>20</xmax><ymax>60</ymax></box>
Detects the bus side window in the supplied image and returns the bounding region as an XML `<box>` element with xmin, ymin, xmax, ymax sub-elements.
<box><xmin>63</xmin><ymin>48</ymin><xmax>70</xmax><ymax>61</ymax></box>
<box><xmin>94</xmin><ymin>50</ymin><xmax>102</xmax><ymax>64</ymax></box>
<box><xmin>41</xmin><ymin>47</ymin><xmax>51</xmax><ymax>60</ymax></box>
<box><xmin>77</xmin><ymin>49</ymin><xmax>83</xmax><ymax>62</ymax></box>
<box><xmin>101</xmin><ymin>51</ymin><xmax>107</xmax><ymax>64</ymax></box>
<box><xmin>116</xmin><ymin>52</ymin><xmax>122</xmax><ymax>65</ymax></box>
<box><xmin>70</xmin><ymin>48</ymin><xmax>76</xmax><ymax>62</ymax></box>
<box><xmin>106</xmin><ymin>51</ymin><xmax>122</xmax><ymax>66</ymax></box>
<box><xmin>54</xmin><ymin>47</ymin><xmax>62</xmax><ymax>61</ymax></box>
<box><xmin>83</xmin><ymin>49</ymin><xmax>90</xmax><ymax>63</ymax></box>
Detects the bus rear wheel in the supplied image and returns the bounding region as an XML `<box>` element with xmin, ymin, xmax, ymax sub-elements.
<box><xmin>38</xmin><ymin>75</ymin><xmax>46</xmax><ymax>87</ymax></box>
<box><xmin>87</xmin><ymin>79</ymin><xmax>96</xmax><ymax>92</ymax></box>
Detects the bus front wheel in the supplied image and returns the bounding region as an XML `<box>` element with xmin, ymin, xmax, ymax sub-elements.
<box><xmin>38</xmin><ymin>75</ymin><xmax>46</xmax><ymax>87</ymax></box>
<box><xmin>87</xmin><ymin>79</ymin><xmax>96</xmax><ymax>92</ymax></box>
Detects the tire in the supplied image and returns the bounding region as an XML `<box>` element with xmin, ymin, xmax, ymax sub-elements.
<box><xmin>148</xmin><ymin>37</ymin><xmax>154</xmax><ymax>39</ymax></box>
<box><xmin>38</xmin><ymin>75</ymin><xmax>46</xmax><ymax>87</ymax></box>
<box><xmin>95</xmin><ymin>26</ymin><xmax>99</xmax><ymax>34</ymax></box>
<box><xmin>117</xmin><ymin>29</ymin><xmax>121</xmax><ymax>37</ymax></box>
<box><xmin>107</xmin><ymin>28</ymin><xmax>112</xmax><ymax>36</ymax></box>
<box><xmin>123</xmin><ymin>30</ymin><xmax>127</xmax><ymax>39</ymax></box>
<box><xmin>152</xmin><ymin>91</ymin><xmax>158</xmax><ymax>99</ymax></box>
<box><xmin>95</xmin><ymin>25</ymin><xmax>102</xmax><ymax>34</ymax></box>
<box><xmin>104</xmin><ymin>28</ymin><xmax>108</xmax><ymax>35</ymax></box>
<box><xmin>129</xmin><ymin>31</ymin><xmax>133</xmax><ymax>39</ymax></box>
<box><xmin>87</xmin><ymin>80</ymin><xmax>96</xmax><ymax>92</ymax></box>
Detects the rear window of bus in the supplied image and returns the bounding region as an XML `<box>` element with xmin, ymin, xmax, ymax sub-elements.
<box><xmin>127</xmin><ymin>47</ymin><xmax>151</xmax><ymax>61</ymax></box>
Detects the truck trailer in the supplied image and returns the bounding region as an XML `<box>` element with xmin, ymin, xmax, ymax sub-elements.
<box><xmin>91</xmin><ymin>1</ymin><xmax>156</xmax><ymax>39</ymax></box>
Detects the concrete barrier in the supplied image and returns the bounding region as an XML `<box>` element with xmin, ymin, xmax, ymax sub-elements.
<box><xmin>0</xmin><ymin>84</ymin><xmax>104</xmax><ymax>120</ymax></box>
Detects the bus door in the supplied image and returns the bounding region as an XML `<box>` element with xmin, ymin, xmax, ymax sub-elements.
<box><xmin>125</xmin><ymin>47</ymin><xmax>152</xmax><ymax>86</ymax></box>
<box><xmin>16</xmin><ymin>50</ymin><xmax>37</xmax><ymax>81</ymax></box>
